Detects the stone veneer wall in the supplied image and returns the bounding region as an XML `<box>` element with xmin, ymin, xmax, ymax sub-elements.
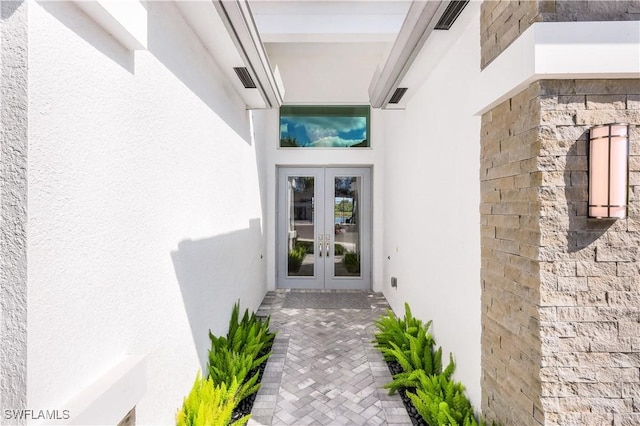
<box><xmin>538</xmin><ymin>80</ymin><xmax>640</xmax><ymax>426</ymax></box>
<box><xmin>481</xmin><ymin>79</ymin><xmax>640</xmax><ymax>426</ymax></box>
<box><xmin>117</xmin><ymin>408</ymin><xmax>136</xmax><ymax>426</ymax></box>
<box><xmin>481</xmin><ymin>1</ymin><xmax>640</xmax><ymax>68</ymax></box>
<box><xmin>481</xmin><ymin>82</ymin><xmax>544</xmax><ymax>425</ymax></box>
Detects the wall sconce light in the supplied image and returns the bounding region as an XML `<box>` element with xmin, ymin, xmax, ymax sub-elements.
<box><xmin>588</xmin><ymin>123</ymin><xmax>629</xmax><ymax>219</ymax></box>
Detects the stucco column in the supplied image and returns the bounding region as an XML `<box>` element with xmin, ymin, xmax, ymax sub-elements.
<box><xmin>1</xmin><ymin>0</ymin><xmax>28</xmax><ymax>421</ymax></box>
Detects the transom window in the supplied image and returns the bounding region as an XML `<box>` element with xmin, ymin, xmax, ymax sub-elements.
<box><xmin>279</xmin><ymin>105</ymin><xmax>370</xmax><ymax>148</ymax></box>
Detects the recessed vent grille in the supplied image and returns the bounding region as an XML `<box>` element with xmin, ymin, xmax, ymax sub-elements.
<box><xmin>434</xmin><ymin>0</ymin><xmax>469</xmax><ymax>30</ymax></box>
<box><xmin>233</xmin><ymin>67</ymin><xmax>257</xmax><ymax>89</ymax></box>
<box><xmin>389</xmin><ymin>87</ymin><xmax>408</xmax><ymax>104</ymax></box>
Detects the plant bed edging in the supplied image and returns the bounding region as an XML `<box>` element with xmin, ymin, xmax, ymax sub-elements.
<box><xmin>386</xmin><ymin>359</ymin><xmax>428</xmax><ymax>426</ymax></box>
<box><xmin>231</xmin><ymin>342</ymin><xmax>273</xmax><ymax>422</ymax></box>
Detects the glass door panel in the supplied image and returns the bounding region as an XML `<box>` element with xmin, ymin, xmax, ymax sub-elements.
<box><xmin>278</xmin><ymin>168</ymin><xmax>325</xmax><ymax>289</ymax></box>
<box><xmin>324</xmin><ymin>168</ymin><xmax>371</xmax><ymax>290</ymax></box>
<box><xmin>287</xmin><ymin>176</ymin><xmax>315</xmax><ymax>277</ymax></box>
<box><xmin>333</xmin><ymin>176</ymin><xmax>361</xmax><ymax>277</ymax></box>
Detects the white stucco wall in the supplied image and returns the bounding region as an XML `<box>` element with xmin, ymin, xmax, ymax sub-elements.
<box><xmin>26</xmin><ymin>2</ymin><xmax>266</xmax><ymax>424</ymax></box>
<box><xmin>1</xmin><ymin>0</ymin><xmax>29</xmax><ymax>415</ymax></box>
<box><xmin>381</xmin><ymin>2</ymin><xmax>482</xmax><ymax>409</ymax></box>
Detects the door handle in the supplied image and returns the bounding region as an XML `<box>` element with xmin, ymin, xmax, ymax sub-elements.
<box><xmin>318</xmin><ymin>234</ymin><xmax>323</xmax><ymax>257</ymax></box>
<box><xmin>325</xmin><ymin>234</ymin><xmax>331</xmax><ymax>257</ymax></box>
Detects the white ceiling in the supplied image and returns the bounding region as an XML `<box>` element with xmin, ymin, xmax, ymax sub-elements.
<box><xmin>250</xmin><ymin>1</ymin><xmax>410</xmax><ymax>42</ymax></box>
<box><xmin>181</xmin><ymin>0</ymin><xmax>463</xmax><ymax>108</ymax></box>
<box><xmin>249</xmin><ymin>0</ymin><xmax>412</xmax><ymax>103</ymax></box>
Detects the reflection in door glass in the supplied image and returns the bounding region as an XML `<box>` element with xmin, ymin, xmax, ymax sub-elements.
<box><xmin>334</xmin><ymin>176</ymin><xmax>361</xmax><ymax>277</ymax></box>
<box><xmin>287</xmin><ymin>177</ymin><xmax>315</xmax><ymax>276</ymax></box>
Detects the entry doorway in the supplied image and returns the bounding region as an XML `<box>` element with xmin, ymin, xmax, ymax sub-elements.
<box><xmin>277</xmin><ymin>167</ymin><xmax>371</xmax><ymax>289</ymax></box>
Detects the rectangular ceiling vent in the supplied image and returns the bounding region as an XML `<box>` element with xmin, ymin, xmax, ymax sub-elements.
<box><xmin>434</xmin><ymin>0</ymin><xmax>469</xmax><ymax>30</ymax></box>
<box><xmin>389</xmin><ymin>87</ymin><xmax>408</xmax><ymax>104</ymax></box>
<box><xmin>233</xmin><ymin>67</ymin><xmax>257</xmax><ymax>89</ymax></box>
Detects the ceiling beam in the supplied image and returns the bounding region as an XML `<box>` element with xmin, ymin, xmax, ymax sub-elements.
<box><xmin>213</xmin><ymin>0</ymin><xmax>284</xmax><ymax>108</ymax></box>
<box><xmin>368</xmin><ymin>0</ymin><xmax>450</xmax><ymax>109</ymax></box>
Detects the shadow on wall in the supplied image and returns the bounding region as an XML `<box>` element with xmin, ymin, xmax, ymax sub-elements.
<box><xmin>2</xmin><ymin>0</ymin><xmax>21</xmax><ymax>17</ymax></box>
<box><xmin>40</xmin><ymin>1</ymin><xmax>252</xmax><ymax>142</ymax></box>
<box><xmin>37</xmin><ymin>1</ymin><xmax>135</xmax><ymax>73</ymax></box>
<box><xmin>564</xmin><ymin>133</ymin><xmax>613</xmax><ymax>253</ymax></box>
<box><xmin>171</xmin><ymin>219</ymin><xmax>266</xmax><ymax>373</ymax></box>
<box><xmin>146</xmin><ymin>1</ymin><xmax>252</xmax><ymax>144</ymax></box>
<box><xmin>250</xmin><ymin>111</ymin><xmax>269</xmax><ymax>241</ymax></box>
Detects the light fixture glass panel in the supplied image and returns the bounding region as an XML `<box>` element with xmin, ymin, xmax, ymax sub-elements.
<box><xmin>588</xmin><ymin>123</ymin><xmax>629</xmax><ymax>219</ymax></box>
<box><xmin>589</xmin><ymin>137</ymin><xmax>610</xmax><ymax>218</ymax></box>
<box><xmin>609</xmin><ymin>129</ymin><xmax>629</xmax><ymax>218</ymax></box>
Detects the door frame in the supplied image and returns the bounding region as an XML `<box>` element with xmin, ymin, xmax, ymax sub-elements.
<box><xmin>276</xmin><ymin>166</ymin><xmax>372</xmax><ymax>290</ymax></box>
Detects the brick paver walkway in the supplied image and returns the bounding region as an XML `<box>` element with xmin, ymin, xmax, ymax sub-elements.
<box><xmin>249</xmin><ymin>290</ymin><xmax>412</xmax><ymax>426</ymax></box>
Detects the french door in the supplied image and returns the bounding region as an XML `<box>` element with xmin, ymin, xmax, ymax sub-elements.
<box><xmin>277</xmin><ymin>167</ymin><xmax>371</xmax><ymax>290</ymax></box>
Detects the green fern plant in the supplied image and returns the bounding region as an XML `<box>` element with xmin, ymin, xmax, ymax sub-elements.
<box><xmin>207</xmin><ymin>345</ymin><xmax>262</xmax><ymax>403</ymax></box>
<box><xmin>207</xmin><ymin>301</ymin><xmax>276</xmax><ymax>403</ymax></box>
<box><xmin>406</xmin><ymin>370</ymin><xmax>479</xmax><ymax>426</ymax></box>
<box><xmin>227</xmin><ymin>301</ymin><xmax>276</xmax><ymax>356</ymax></box>
<box><xmin>384</xmin><ymin>351</ymin><xmax>454</xmax><ymax>395</ymax></box>
<box><xmin>373</xmin><ymin>303</ymin><xmax>426</xmax><ymax>358</ymax></box>
<box><xmin>381</xmin><ymin>320</ymin><xmax>440</xmax><ymax>371</ymax></box>
<box><xmin>210</xmin><ymin>302</ymin><xmax>275</xmax><ymax>360</ymax></box>
<box><xmin>176</xmin><ymin>372</ymin><xmax>249</xmax><ymax>426</ymax></box>
<box><xmin>373</xmin><ymin>303</ymin><xmax>501</xmax><ymax>426</ymax></box>
<box><xmin>374</xmin><ymin>302</ymin><xmax>455</xmax><ymax>395</ymax></box>
<box><xmin>179</xmin><ymin>302</ymin><xmax>276</xmax><ymax>426</ymax></box>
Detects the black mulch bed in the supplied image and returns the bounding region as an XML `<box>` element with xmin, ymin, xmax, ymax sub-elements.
<box><xmin>386</xmin><ymin>360</ymin><xmax>428</xmax><ymax>426</ymax></box>
<box><xmin>230</xmin><ymin>343</ymin><xmax>272</xmax><ymax>422</ymax></box>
